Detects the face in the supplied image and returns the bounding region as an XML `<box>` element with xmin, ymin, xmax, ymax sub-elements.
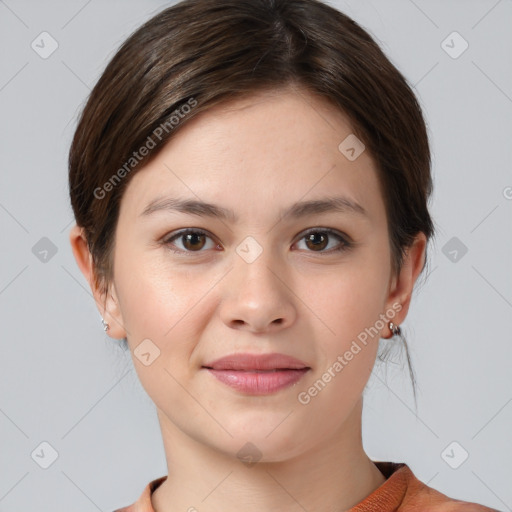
<box><xmin>83</xmin><ymin>88</ymin><xmax>419</xmax><ymax>462</ymax></box>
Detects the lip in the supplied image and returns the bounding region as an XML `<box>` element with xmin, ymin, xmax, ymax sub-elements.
<box><xmin>202</xmin><ymin>353</ymin><xmax>311</xmax><ymax>395</ymax></box>
<box><xmin>203</xmin><ymin>352</ymin><xmax>310</xmax><ymax>371</ymax></box>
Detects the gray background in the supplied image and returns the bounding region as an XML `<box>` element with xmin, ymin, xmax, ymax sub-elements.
<box><xmin>1</xmin><ymin>0</ymin><xmax>511</xmax><ymax>510</ymax></box>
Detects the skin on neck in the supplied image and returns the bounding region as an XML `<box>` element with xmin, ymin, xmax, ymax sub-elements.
<box><xmin>152</xmin><ymin>398</ymin><xmax>387</xmax><ymax>512</ymax></box>
<box><xmin>70</xmin><ymin>86</ymin><xmax>426</xmax><ymax>512</ymax></box>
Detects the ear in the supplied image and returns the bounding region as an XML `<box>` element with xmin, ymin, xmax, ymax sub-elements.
<box><xmin>68</xmin><ymin>224</ymin><xmax>128</xmax><ymax>339</ymax></box>
<box><xmin>383</xmin><ymin>232</ymin><xmax>427</xmax><ymax>338</ymax></box>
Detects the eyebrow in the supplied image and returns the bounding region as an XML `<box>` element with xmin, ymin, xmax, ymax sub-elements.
<box><xmin>139</xmin><ymin>195</ymin><xmax>368</xmax><ymax>222</ymax></box>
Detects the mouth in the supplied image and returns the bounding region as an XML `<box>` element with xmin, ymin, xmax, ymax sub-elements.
<box><xmin>202</xmin><ymin>352</ymin><xmax>310</xmax><ymax>371</ymax></box>
<box><xmin>201</xmin><ymin>353</ymin><xmax>311</xmax><ymax>395</ymax></box>
<box><xmin>202</xmin><ymin>368</ymin><xmax>302</xmax><ymax>372</ymax></box>
<box><xmin>203</xmin><ymin>368</ymin><xmax>310</xmax><ymax>395</ymax></box>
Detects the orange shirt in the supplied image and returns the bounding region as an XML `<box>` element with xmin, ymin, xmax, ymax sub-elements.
<box><xmin>113</xmin><ymin>461</ymin><xmax>500</xmax><ymax>511</ymax></box>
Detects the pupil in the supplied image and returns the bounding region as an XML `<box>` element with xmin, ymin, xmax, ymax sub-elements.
<box><xmin>185</xmin><ymin>233</ymin><xmax>204</xmax><ymax>250</ymax></box>
<box><xmin>307</xmin><ymin>233</ymin><xmax>327</xmax><ymax>250</ymax></box>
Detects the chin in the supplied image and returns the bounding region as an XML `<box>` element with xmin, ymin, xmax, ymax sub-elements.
<box><xmin>208</xmin><ymin>418</ymin><xmax>312</xmax><ymax>463</ymax></box>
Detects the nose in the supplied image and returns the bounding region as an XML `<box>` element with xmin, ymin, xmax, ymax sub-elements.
<box><xmin>218</xmin><ymin>244</ymin><xmax>297</xmax><ymax>334</ymax></box>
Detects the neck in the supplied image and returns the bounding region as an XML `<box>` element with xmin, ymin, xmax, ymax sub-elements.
<box><xmin>151</xmin><ymin>399</ymin><xmax>386</xmax><ymax>512</ymax></box>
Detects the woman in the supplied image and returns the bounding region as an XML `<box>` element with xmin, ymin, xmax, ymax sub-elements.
<box><xmin>68</xmin><ymin>0</ymin><xmax>499</xmax><ymax>510</ymax></box>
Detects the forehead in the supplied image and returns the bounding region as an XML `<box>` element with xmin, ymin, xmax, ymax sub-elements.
<box><xmin>119</xmin><ymin>88</ymin><xmax>385</xmax><ymax>225</ymax></box>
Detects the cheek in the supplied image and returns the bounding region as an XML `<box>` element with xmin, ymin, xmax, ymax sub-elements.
<box><xmin>293</xmin><ymin>256</ymin><xmax>389</xmax><ymax>436</ymax></box>
<box><xmin>113</xmin><ymin>248</ymin><xmax>219</xmax><ymax>387</ymax></box>
<box><xmin>114</xmin><ymin>242</ymin><xmax>197</xmax><ymax>336</ymax></box>
<box><xmin>113</xmin><ymin>257</ymin><xmax>206</xmax><ymax>414</ymax></box>
<box><xmin>312</xmin><ymin>251</ymin><xmax>390</xmax><ymax>349</ymax></box>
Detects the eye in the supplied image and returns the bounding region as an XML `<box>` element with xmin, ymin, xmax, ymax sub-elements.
<box><xmin>294</xmin><ymin>228</ymin><xmax>351</xmax><ymax>254</ymax></box>
<box><xmin>163</xmin><ymin>229</ymin><xmax>219</xmax><ymax>255</ymax></box>
<box><xmin>162</xmin><ymin>227</ymin><xmax>352</xmax><ymax>256</ymax></box>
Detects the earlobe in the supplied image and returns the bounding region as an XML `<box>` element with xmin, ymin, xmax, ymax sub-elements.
<box><xmin>101</xmin><ymin>283</ymin><xmax>128</xmax><ymax>340</ymax></box>
<box><xmin>68</xmin><ymin>224</ymin><xmax>128</xmax><ymax>340</ymax></box>
<box><xmin>384</xmin><ymin>232</ymin><xmax>427</xmax><ymax>330</ymax></box>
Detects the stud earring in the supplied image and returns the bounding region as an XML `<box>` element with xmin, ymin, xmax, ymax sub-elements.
<box><xmin>101</xmin><ymin>317</ymin><xmax>110</xmax><ymax>332</ymax></box>
<box><xmin>388</xmin><ymin>321</ymin><xmax>401</xmax><ymax>337</ymax></box>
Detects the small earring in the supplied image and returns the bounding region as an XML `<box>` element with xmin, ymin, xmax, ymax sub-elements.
<box><xmin>389</xmin><ymin>321</ymin><xmax>401</xmax><ymax>337</ymax></box>
<box><xmin>101</xmin><ymin>317</ymin><xmax>110</xmax><ymax>332</ymax></box>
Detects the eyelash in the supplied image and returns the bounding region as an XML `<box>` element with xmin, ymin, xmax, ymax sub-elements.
<box><xmin>162</xmin><ymin>228</ymin><xmax>353</xmax><ymax>257</ymax></box>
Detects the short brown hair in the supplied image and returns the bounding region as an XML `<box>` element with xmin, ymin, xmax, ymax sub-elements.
<box><xmin>68</xmin><ymin>0</ymin><xmax>435</xmax><ymax>404</ymax></box>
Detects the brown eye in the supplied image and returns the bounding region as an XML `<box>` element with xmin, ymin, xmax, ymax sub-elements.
<box><xmin>181</xmin><ymin>232</ymin><xmax>207</xmax><ymax>251</ymax></box>
<box><xmin>164</xmin><ymin>229</ymin><xmax>217</xmax><ymax>254</ymax></box>
<box><xmin>296</xmin><ymin>228</ymin><xmax>351</xmax><ymax>254</ymax></box>
<box><xmin>304</xmin><ymin>232</ymin><xmax>329</xmax><ymax>251</ymax></box>
<box><xmin>163</xmin><ymin>228</ymin><xmax>351</xmax><ymax>256</ymax></box>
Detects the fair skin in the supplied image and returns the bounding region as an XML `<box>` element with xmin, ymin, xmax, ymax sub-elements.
<box><xmin>70</xmin><ymin>87</ymin><xmax>426</xmax><ymax>512</ymax></box>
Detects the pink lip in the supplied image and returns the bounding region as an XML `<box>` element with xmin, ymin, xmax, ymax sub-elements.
<box><xmin>203</xmin><ymin>352</ymin><xmax>309</xmax><ymax>371</ymax></box>
<box><xmin>202</xmin><ymin>353</ymin><xmax>311</xmax><ymax>395</ymax></box>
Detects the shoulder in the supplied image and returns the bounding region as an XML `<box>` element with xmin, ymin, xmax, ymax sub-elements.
<box><xmin>397</xmin><ymin>464</ymin><xmax>499</xmax><ymax>512</ymax></box>
<box><xmin>401</xmin><ymin>497</ymin><xmax>500</xmax><ymax>512</ymax></box>
<box><xmin>352</xmin><ymin>461</ymin><xmax>500</xmax><ymax>512</ymax></box>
